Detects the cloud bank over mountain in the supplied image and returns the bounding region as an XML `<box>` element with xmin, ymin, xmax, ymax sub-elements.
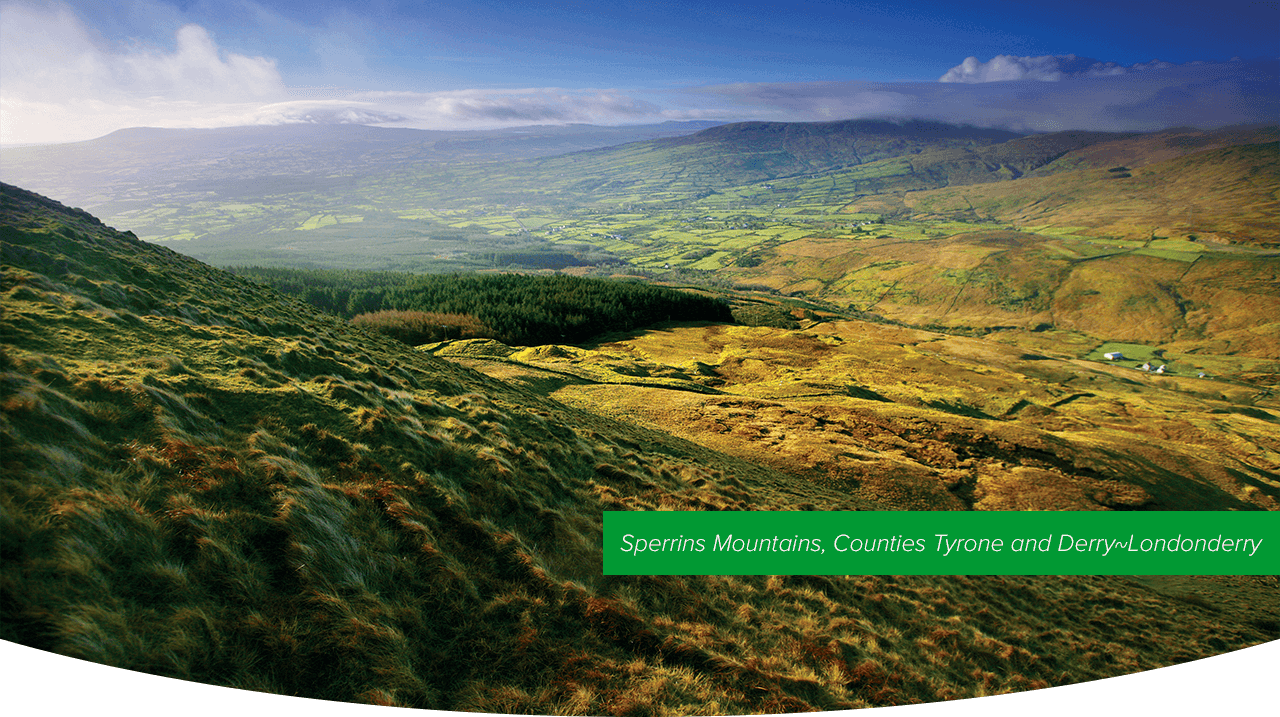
<box><xmin>694</xmin><ymin>58</ymin><xmax>1279</xmax><ymax>133</ymax></box>
<box><xmin>1</xmin><ymin>2</ymin><xmax>1276</xmax><ymax>144</ymax></box>
<box><xmin>939</xmin><ymin>54</ymin><xmax>1176</xmax><ymax>83</ymax></box>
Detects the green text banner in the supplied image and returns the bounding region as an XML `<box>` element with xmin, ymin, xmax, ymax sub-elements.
<box><xmin>603</xmin><ymin>511</ymin><xmax>1279</xmax><ymax>575</ymax></box>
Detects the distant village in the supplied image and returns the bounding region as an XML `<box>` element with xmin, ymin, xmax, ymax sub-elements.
<box><xmin>1103</xmin><ymin>351</ymin><xmax>1207</xmax><ymax>378</ymax></box>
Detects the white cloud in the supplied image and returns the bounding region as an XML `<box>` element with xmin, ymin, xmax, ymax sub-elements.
<box><xmin>247</xmin><ymin>100</ymin><xmax>407</xmax><ymax>126</ymax></box>
<box><xmin>398</xmin><ymin>88</ymin><xmax>667</xmax><ymax>125</ymax></box>
<box><xmin>939</xmin><ymin>54</ymin><xmax>1175</xmax><ymax>83</ymax></box>
<box><xmin>120</xmin><ymin>24</ymin><xmax>284</xmax><ymax>100</ymax></box>
<box><xmin>1</xmin><ymin>1</ymin><xmax>285</xmax><ymax>143</ymax></box>
<box><xmin>0</xmin><ymin>2</ymin><xmax>694</xmax><ymax>143</ymax></box>
<box><xmin>1</xmin><ymin>5</ymin><xmax>1275</xmax><ymax>147</ymax></box>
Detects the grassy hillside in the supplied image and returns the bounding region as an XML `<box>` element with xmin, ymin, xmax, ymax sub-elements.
<box><xmin>721</xmin><ymin>225</ymin><xmax>1280</xmax><ymax>359</ymax></box>
<box><xmin>4</xmin><ymin>122</ymin><xmax>1273</xmax><ymax>284</ymax></box>
<box><xmin>897</xmin><ymin>141</ymin><xmax>1280</xmax><ymax>246</ymax></box>
<box><xmin>429</xmin><ymin>320</ymin><xmax>1280</xmax><ymax>514</ymax></box>
<box><xmin>4</xmin><ymin>183</ymin><xmax>1278</xmax><ymax>712</ymax></box>
<box><xmin>330</xmin><ymin>119</ymin><xmax>1031</xmax><ymax>213</ymax></box>
<box><xmin>0</xmin><ymin>119</ymin><xmax>1025</xmax><ymax>252</ymax></box>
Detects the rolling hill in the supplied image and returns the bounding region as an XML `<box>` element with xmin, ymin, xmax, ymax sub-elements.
<box><xmin>3</xmin><ymin>120</ymin><xmax>1273</xmax><ymax>272</ymax></box>
<box><xmin>0</xmin><ymin>121</ymin><xmax>725</xmax><ymax>210</ymax></box>
<box><xmin>3</xmin><ymin>182</ymin><xmax>1277</xmax><ymax>712</ymax></box>
<box><xmin>894</xmin><ymin>138</ymin><xmax>1280</xmax><ymax>246</ymax></box>
<box><xmin>725</xmin><ymin>224</ymin><xmax>1280</xmax><ymax>358</ymax></box>
<box><xmin>365</xmin><ymin>121</ymin><xmax>1277</xmax><ymax>215</ymax></box>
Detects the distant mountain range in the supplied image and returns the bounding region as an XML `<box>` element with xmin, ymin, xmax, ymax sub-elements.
<box><xmin>6</xmin><ymin>120</ymin><xmax>1275</xmax><ymax>241</ymax></box>
<box><xmin>0</xmin><ymin>121</ymin><xmax>726</xmax><ymax>206</ymax></box>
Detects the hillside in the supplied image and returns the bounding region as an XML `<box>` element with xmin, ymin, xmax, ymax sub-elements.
<box><xmin>3</xmin><ymin>183</ymin><xmax>1278</xmax><ymax>712</ymax></box>
<box><xmin>423</xmin><ymin>119</ymin><xmax>1026</xmax><ymax>205</ymax></box>
<box><xmin>371</xmin><ymin>121</ymin><xmax>1276</xmax><ymax>214</ymax></box>
<box><xmin>721</xmin><ymin>224</ymin><xmax>1280</xmax><ymax>359</ymax></box>
<box><xmin>424</xmin><ymin>311</ymin><xmax>1280</xmax><ymax>516</ymax></box>
<box><xmin>0</xmin><ymin>119</ymin><xmax>1029</xmax><ymax>250</ymax></box>
<box><xmin>896</xmin><ymin>139</ymin><xmax>1280</xmax><ymax>246</ymax></box>
<box><xmin>2</xmin><ymin>121</ymin><xmax>1273</xmax><ymax>279</ymax></box>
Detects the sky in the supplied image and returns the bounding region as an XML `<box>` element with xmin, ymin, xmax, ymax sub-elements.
<box><xmin>1</xmin><ymin>0</ymin><xmax>1277</xmax><ymax>144</ymax></box>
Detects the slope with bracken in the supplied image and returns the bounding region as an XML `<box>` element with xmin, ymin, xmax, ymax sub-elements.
<box><xmin>426</xmin><ymin>317</ymin><xmax>1280</xmax><ymax>514</ymax></box>
<box><xmin>2</xmin><ymin>182</ymin><xmax>1277</xmax><ymax>713</ymax></box>
<box><xmin>897</xmin><ymin>138</ymin><xmax>1280</xmax><ymax>246</ymax></box>
<box><xmin>724</xmin><ymin>223</ymin><xmax>1280</xmax><ymax>361</ymax></box>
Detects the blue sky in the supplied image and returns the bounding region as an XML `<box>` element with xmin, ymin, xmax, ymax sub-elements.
<box><xmin>1</xmin><ymin>0</ymin><xmax>1277</xmax><ymax>143</ymax></box>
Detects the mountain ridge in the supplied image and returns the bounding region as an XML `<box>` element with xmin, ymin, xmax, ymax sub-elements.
<box><xmin>0</xmin><ymin>121</ymin><xmax>727</xmax><ymax>207</ymax></box>
<box><xmin>3</xmin><ymin>120</ymin><xmax>1274</xmax><ymax>253</ymax></box>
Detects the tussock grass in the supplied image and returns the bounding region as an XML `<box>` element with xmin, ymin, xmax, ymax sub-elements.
<box><xmin>524</xmin><ymin>321</ymin><xmax>1280</xmax><ymax>513</ymax></box>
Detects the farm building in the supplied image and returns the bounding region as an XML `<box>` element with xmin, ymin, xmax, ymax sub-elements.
<box><xmin>1104</xmin><ymin>352</ymin><xmax>1125</xmax><ymax>360</ymax></box>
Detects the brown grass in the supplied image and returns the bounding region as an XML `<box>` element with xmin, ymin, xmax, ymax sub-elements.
<box><xmin>351</xmin><ymin>310</ymin><xmax>493</xmax><ymax>346</ymax></box>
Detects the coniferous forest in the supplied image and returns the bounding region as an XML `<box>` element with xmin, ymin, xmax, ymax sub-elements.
<box><xmin>231</xmin><ymin>266</ymin><xmax>733</xmax><ymax>346</ymax></box>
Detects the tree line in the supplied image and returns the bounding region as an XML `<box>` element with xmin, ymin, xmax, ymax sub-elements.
<box><xmin>230</xmin><ymin>266</ymin><xmax>732</xmax><ymax>346</ymax></box>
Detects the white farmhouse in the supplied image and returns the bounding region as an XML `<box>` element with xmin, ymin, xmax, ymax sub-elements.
<box><xmin>1103</xmin><ymin>352</ymin><xmax>1125</xmax><ymax>360</ymax></box>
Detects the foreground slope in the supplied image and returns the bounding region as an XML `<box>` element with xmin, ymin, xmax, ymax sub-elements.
<box><xmin>2</xmin><ymin>183</ymin><xmax>1277</xmax><ymax>712</ymax></box>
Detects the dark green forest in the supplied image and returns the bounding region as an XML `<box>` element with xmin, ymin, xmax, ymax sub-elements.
<box><xmin>231</xmin><ymin>266</ymin><xmax>733</xmax><ymax>346</ymax></box>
